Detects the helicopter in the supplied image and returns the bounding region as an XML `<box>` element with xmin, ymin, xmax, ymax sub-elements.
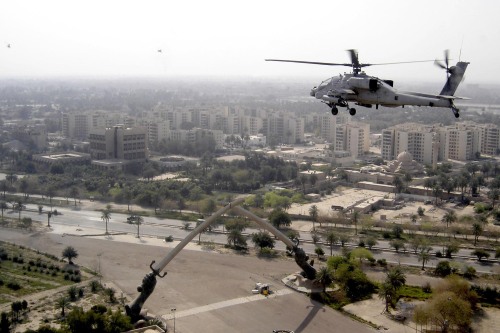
<box><xmin>266</xmin><ymin>50</ymin><xmax>469</xmax><ymax>118</ymax></box>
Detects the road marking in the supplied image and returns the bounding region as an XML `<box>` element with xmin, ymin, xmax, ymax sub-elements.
<box><xmin>161</xmin><ymin>288</ymin><xmax>294</xmax><ymax>320</ymax></box>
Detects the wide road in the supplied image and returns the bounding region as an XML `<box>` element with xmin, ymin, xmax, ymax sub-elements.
<box><xmin>8</xmin><ymin>202</ymin><xmax>499</xmax><ymax>274</ymax></box>
<box><xmin>0</xmin><ymin>228</ymin><xmax>376</xmax><ymax>333</ymax></box>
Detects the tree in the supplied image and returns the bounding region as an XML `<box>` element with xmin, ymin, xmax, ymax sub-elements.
<box><xmin>393</xmin><ymin>176</ymin><xmax>404</xmax><ymax>194</ymax></box>
<box><xmin>350</xmin><ymin>248</ymin><xmax>373</xmax><ymax>264</ymax></box>
<box><xmin>251</xmin><ymin>231</ymin><xmax>275</xmax><ymax>249</ymax></box>
<box><xmin>379</xmin><ymin>267</ymin><xmax>406</xmax><ymax>312</ymax></box>
<box><xmin>472</xmin><ymin>249</ymin><xmax>490</xmax><ymax>261</ymax></box>
<box><xmin>70</xmin><ymin>187</ymin><xmax>79</xmax><ymax>206</ymax></box>
<box><xmin>488</xmin><ymin>188</ymin><xmax>499</xmax><ymax>209</ymax></box>
<box><xmin>325</xmin><ymin>231</ymin><xmax>338</xmax><ymax>255</ymax></box>
<box><xmin>315</xmin><ymin>266</ymin><xmax>333</xmax><ymax>292</ymax></box>
<box><xmin>134</xmin><ymin>216</ymin><xmax>144</xmax><ymax>238</ymax></box>
<box><xmin>442</xmin><ymin>210</ymin><xmax>457</xmax><ymax>238</ymax></box>
<box><xmin>0</xmin><ymin>311</ymin><xmax>10</xmax><ymax>333</ymax></box>
<box><xmin>418</xmin><ymin>246</ymin><xmax>432</xmax><ymax>270</ymax></box>
<box><xmin>269</xmin><ymin>209</ymin><xmax>291</xmax><ymax>229</ymax></box>
<box><xmin>308</xmin><ymin>205</ymin><xmax>318</xmax><ymax>231</ymax></box>
<box><xmin>434</xmin><ymin>260</ymin><xmax>452</xmax><ymax>277</ymax></box>
<box><xmin>314</xmin><ymin>246</ymin><xmax>325</xmax><ymax>258</ymax></box>
<box><xmin>14</xmin><ymin>200</ymin><xmax>23</xmax><ymax>221</ymax></box>
<box><xmin>471</xmin><ymin>222</ymin><xmax>483</xmax><ymax>246</ymax></box>
<box><xmin>55</xmin><ymin>297</ymin><xmax>70</xmax><ymax>317</ymax></box>
<box><xmin>389</xmin><ymin>239</ymin><xmax>406</xmax><ymax>253</ymax></box>
<box><xmin>338</xmin><ymin>233</ymin><xmax>351</xmax><ymax>247</ymax></box>
<box><xmin>366</xmin><ymin>237</ymin><xmax>377</xmax><ymax>250</ymax></box>
<box><xmin>101</xmin><ymin>210</ymin><xmax>111</xmax><ymax>235</ymax></box>
<box><xmin>413</xmin><ymin>291</ymin><xmax>472</xmax><ymax>332</ymax></box>
<box><xmin>417</xmin><ymin>206</ymin><xmax>425</xmax><ymax>216</ymax></box>
<box><xmin>21</xmin><ymin>217</ymin><xmax>32</xmax><ymax>229</ymax></box>
<box><xmin>445</xmin><ymin>241</ymin><xmax>459</xmax><ymax>258</ymax></box>
<box><xmin>392</xmin><ymin>224</ymin><xmax>404</xmax><ymax>239</ymax></box>
<box><xmin>0</xmin><ymin>201</ymin><xmax>7</xmax><ymax>218</ymax></box>
<box><xmin>352</xmin><ymin>211</ymin><xmax>360</xmax><ymax>235</ymax></box>
<box><xmin>62</xmin><ymin>246</ymin><xmax>78</xmax><ymax>264</ymax></box>
<box><xmin>227</xmin><ymin>229</ymin><xmax>247</xmax><ymax>249</ymax></box>
<box><xmin>200</xmin><ymin>198</ymin><xmax>217</xmax><ymax>216</ymax></box>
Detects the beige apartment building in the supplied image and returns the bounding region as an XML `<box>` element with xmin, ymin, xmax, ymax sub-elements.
<box><xmin>382</xmin><ymin>123</ymin><xmax>439</xmax><ymax>165</ymax></box>
<box><xmin>335</xmin><ymin>122</ymin><xmax>370</xmax><ymax>159</ymax></box>
<box><xmin>89</xmin><ymin>125</ymin><xmax>147</xmax><ymax>161</ymax></box>
<box><xmin>382</xmin><ymin>122</ymin><xmax>499</xmax><ymax>164</ymax></box>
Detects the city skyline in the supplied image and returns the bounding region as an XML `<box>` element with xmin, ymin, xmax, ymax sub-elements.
<box><xmin>1</xmin><ymin>0</ymin><xmax>500</xmax><ymax>84</ymax></box>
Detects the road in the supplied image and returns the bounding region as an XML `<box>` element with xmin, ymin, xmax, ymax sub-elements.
<box><xmin>8</xmin><ymin>201</ymin><xmax>498</xmax><ymax>274</ymax></box>
<box><xmin>0</xmin><ymin>228</ymin><xmax>376</xmax><ymax>333</ymax></box>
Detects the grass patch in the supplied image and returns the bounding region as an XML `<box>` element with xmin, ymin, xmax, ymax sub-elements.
<box><xmin>398</xmin><ymin>285</ymin><xmax>432</xmax><ymax>300</ymax></box>
<box><xmin>0</xmin><ymin>241</ymin><xmax>86</xmax><ymax>304</ymax></box>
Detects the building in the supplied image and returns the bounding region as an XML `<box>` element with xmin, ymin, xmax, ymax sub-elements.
<box><xmin>62</xmin><ymin>113</ymin><xmax>92</xmax><ymax>139</ymax></box>
<box><xmin>480</xmin><ymin>124</ymin><xmax>500</xmax><ymax>156</ymax></box>
<box><xmin>11</xmin><ymin>124</ymin><xmax>47</xmax><ymax>150</ymax></box>
<box><xmin>382</xmin><ymin>123</ymin><xmax>438</xmax><ymax>165</ymax></box>
<box><xmin>335</xmin><ymin>122</ymin><xmax>370</xmax><ymax>159</ymax></box>
<box><xmin>438</xmin><ymin>123</ymin><xmax>482</xmax><ymax>161</ymax></box>
<box><xmin>89</xmin><ymin>125</ymin><xmax>147</xmax><ymax>161</ymax></box>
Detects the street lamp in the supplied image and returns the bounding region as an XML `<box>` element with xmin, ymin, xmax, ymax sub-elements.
<box><xmin>171</xmin><ymin>307</ymin><xmax>176</xmax><ymax>333</ymax></box>
<box><xmin>47</xmin><ymin>211</ymin><xmax>52</xmax><ymax>227</ymax></box>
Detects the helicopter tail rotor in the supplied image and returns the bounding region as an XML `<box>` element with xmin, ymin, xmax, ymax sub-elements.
<box><xmin>434</xmin><ymin>49</ymin><xmax>452</xmax><ymax>77</ymax></box>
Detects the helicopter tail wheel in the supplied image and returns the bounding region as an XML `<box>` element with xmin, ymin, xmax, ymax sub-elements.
<box><xmin>331</xmin><ymin>106</ymin><xmax>338</xmax><ymax>116</ymax></box>
<box><xmin>452</xmin><ymin>106</ymin><xmax>460</xmax><ymax>118</ymax></box>
<box><xmin>349</xmin><ymin>108</ymin><xmax>356</xmax><ymax>116</ymax></box>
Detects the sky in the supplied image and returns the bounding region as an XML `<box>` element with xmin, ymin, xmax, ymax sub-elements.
<box><xmin>1</xmin><ymin>0</ymin><xmax>499</xmax><ymax>84</ymax></box>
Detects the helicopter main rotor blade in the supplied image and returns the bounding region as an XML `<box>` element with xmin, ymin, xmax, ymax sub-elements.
<box><xmin>347</xmin><ymin>49</ymin><xmax>360</xmax><ymax>67</ymax></box>
<box><xmin>265</xmin><ymin>59</ymin><xmax>352</xmax><ymax>67</ymax></box>
<box><xmin>371</xmin><ymin>59</ymin><xmax>439</xmax><ymax>66</ymax></box>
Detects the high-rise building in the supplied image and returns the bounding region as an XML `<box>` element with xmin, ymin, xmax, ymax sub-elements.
<box><xmin>335</xmin><ymin>122</ymin><xmax>370</xmax><ymax>158</ymax></box>
<box><xmin>382</xmin><ymin>123</ymin><xmax>438</xmax><ymax>165</ymax></box>
<box><xmin>89</xmin><ymin>125</ymin><xmax>147</xmax><ymax>161</ymax></box>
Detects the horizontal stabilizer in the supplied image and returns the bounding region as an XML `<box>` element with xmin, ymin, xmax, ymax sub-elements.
<box><xmin>438</xmin><ymin>95</ymin><xmax>471</xmax><ymax>100</ymax></box>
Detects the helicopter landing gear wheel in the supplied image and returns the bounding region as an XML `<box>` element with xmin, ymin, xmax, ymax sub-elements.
<box><xmin>452</xmin><ymin>107</ymin><xmax>460</xmax><ymax>118</ymax></box>
<box><xmin>331</xmin><ymin>106</ymin><xmax>338</xmax><ymax>116</ymax></box>
<box><xmin>454</xmin><ymin>111</ymin><xmax>460</xmax><ymax>118</ymax></box>
<box><xmin>349</xmin><ymin>108</ymin><xmax>356</xmax><ymax>116</ymax></box>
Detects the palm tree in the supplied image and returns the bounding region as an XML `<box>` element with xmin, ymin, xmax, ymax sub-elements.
<box><xmin>62</xmin><ymin>246</ymin><xmax>78</xmax><ymax>264</ymax></box>
<box><xmin>308</xmin><ymin>205</ymin><xmax>319</xmax><ymax>231</ymax></box>
<box><xmin>315</xmin><ymin>266</ymin><xmax>333</xmax><ymax>292</ymax></box>
<box><xmin>326</xmin><ymin>231</ymin><xmax>338</xmax><ymax>256</ymax></box>
<box><xmin>442</xmin><ymin>210</ymin><xmax>457</xmax><ymax>238</ymax></box>
<box><xmin>379</xmin><ymin>267</ymin><xmax>406</xmax><ymax>312</ymax></box>
<box><xmin>101</xmin><ymin>210</ymin><xmax>111</xmax><ymax>235</ymax></box>
<box><xmin>55</xmin><ymin>296</ymin><xmax>70</xmax><ymax>317</ymax></box>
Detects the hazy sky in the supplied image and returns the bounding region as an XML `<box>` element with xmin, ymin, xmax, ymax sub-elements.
<box><xmin>1</xmin><ymin>0</ymin><xmax>499</xmax><ymax>83</ymax></box>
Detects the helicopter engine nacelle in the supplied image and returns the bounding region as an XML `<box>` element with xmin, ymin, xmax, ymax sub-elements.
<box><xmin>347</xmin><ymin>77</ymin><xmax>380</xmax><ymax>92</ymax></box>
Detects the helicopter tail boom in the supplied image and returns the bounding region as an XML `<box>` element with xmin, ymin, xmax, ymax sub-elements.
<box><xmin>439</xmin><ymin>61</ymin><xmax>469</xmax><ymax>96</ymax></box>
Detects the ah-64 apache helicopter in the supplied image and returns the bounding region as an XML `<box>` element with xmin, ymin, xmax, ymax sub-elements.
<box><xmin>266</xmin><ymin>50</ymin><xmax>469</xmax><ymax>118</ymax></box>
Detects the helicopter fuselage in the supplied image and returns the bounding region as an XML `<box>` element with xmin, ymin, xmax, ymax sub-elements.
<box><xmin>312</xmin><ymin>72</ymin><xmax>452</xmax><ymax>111</ymax></box>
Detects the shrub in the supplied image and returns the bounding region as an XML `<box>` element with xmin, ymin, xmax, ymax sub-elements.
<box><xmin>422</xmin><ymin>281</ymin><xmax>432</xmax><ymax>293</ymax></box>
<box><xmin>7</xmin><ymin>282</ymin><xmax>21</xmax><ymax>290</ymax></box>
<box><xmin>377</xmin><ymin>258</ymin><xmax>387</xmax><ymax>267</ymax></box>
<box><xmin>165</xmin><ymin>235</ymin><xmax>174</xmax><ymax>242</ymax></box>
<box><xmin>434</xmin><ymin>260</ymin><xmax>452</xmax><ymax>277</ymax></box>
<box><xmin>463</xmin><ymin>266</ymin><xmax>476</xmax><ymax>280</ymax></box>
<box><xmin>382</xmin><ymin>231</ymin><xmax>391</xmax><ymax>239</ymax></box>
